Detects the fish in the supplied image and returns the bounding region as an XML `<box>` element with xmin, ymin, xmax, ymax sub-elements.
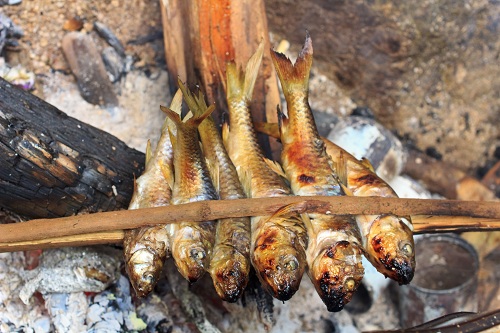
<box><xmin>122</xmin><ymin>90</ymin><xmax>181</xmax><ymax>297</ymax></box>
<box><xmin>223</xmin><ymin>41</ymin><xmax>308</xmax><ymax>301</ymax></box>
<box><xmin>270</xmin><ymin>33</ymin><xmax>364</xmax><ymax>312</ymax></box>
<box><xmin>160</xmin><ymin>84</ymin><xmax>218</xmax><ymax>283</ymax></box>
<box><xmin>254</xmin><ymin>123</ymin><xmax>415</xmax><ymax>284</ymax></box>
<box><xmin>179</xmin><ymin>83</ymin><xmax>252</xmax><ymax>302</ymax></box>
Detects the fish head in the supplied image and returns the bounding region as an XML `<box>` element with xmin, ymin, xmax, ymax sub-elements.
<box><xmin>173</xmin><ymin>241</ymin><xmax>210</xmax><ymax>283</ymax></box>
<box><xmin>126</xmin><ymin>248</ymin><xmax>163</xmax><ymax>298</ymax></box>
<box><xmin>210</xmin><ymin>249</ymin><xmax>250</xmax><ymax>303</ymax></box>
<box><xmin>253</xmin><ymin>226</ymin><xmax>306</xmax><ymax>301</ymax></box>
<box><xmin>309</xmin><ymin>241</ymin><xmax>364</xmax><ymax>312</ymax></box>
<box><xmin>366</xmin><ymin>214</ymin><xmax>415</xmax><ymax>284</ymax></box>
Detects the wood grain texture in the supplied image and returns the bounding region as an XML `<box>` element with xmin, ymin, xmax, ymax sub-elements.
<box><xmin>160</xmin><ymin>0</ymin><xmax>281</xmax><ymax>159</ymax></box>
<box><xmin>1</xmin><ymin>196</ymin><xmax>499</xmax><ymax>249</ymax></box>
<box><xmin>0</xmin><ymin>77</ymin><xmax>144</xmax><ymax>218</ymax></box>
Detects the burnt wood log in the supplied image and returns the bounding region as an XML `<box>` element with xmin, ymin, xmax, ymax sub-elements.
<box><xmin>0</xmin><ymin>77</ymin><xmax>145</xmax><ymax>219</ymax></box>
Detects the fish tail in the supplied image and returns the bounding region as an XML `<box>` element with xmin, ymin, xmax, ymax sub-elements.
<box><xmin>160</xmin><ymin>85</ymin><xmax>215</xmax><ymax>131</ymax></box>
<box><xmin>270</xmin><ymin>32</ymin><xmax>313</xmax><ymax>97</ymax></box>
<box><xmin>226</xmin><ymin>39</ymin><xmax>264</xmax><ymax>102</ymax></box>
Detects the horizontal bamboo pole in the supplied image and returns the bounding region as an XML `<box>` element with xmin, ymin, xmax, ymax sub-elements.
<box><xmin>1</xmin><ymin>215</ymin><xmax>500</xmax><ymax>253</ymax></box>
<box><xmin>1</xmin><ymin>196</ymin><xmax>499</xmax><ymax>252</ymax></box>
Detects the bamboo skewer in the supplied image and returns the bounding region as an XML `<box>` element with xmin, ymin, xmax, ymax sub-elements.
<box><xmin>1</xmin><ymin>196</ymin><xmax>499</xmax><ymax>253</ymax></box>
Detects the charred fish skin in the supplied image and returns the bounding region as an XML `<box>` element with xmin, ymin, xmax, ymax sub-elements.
<box><xmin>181</xmin><ymin>85</ymin><xmax>251</xmax><ymax>303</ymax></box>
<box><xmin>223</xmin><ymin>42</ymin><xmax>308</xmax><ymax>301</ymax></box>
<box><xmin>252</xmin><ymin>122</ymin><xmax>416</xmax><ymax>284</ymax></box>
<box><xmin>161</xmin><ymin>86</ymin><xmax>218</xmax><ymax>284</ymax></box>
<box><xmin>270</xmin><ymin>33</ymin><xmax>364</xmax><ymax>312</ymax></box>
<box><xmin>123</xmin><ymin>91</ymin><xmax>181</xmax><ymax>298</ymax></box>
<box><xmin>326</xmin><ymin>143</ymin><xmax>416</xmax><ymax>285</ymax></box>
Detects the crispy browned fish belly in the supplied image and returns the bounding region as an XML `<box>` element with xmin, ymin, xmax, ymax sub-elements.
<box><xmin>223</xmin><ymin>42</ymin><xmax>307</xmax><ymax>301</ymax></box>
<box><xmin>181</xmin><ymin>84</ymin><xmax>251</xmax><ymax>302</ymax></box>
<box><xmin>270</xmin><ymin>33</ymin><xmax>364</xmax><ymax>311</ymax></box>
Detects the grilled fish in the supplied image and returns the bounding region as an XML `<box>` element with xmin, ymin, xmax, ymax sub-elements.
<box><xmin>223</xmin><ymin>41</ymin><xmax>308</xmax><ymax>301</ymax></box>
<box><xmin>123</xmin><ymin>90</ymin><xmax>181</xmax><ymax>297</ymax></box>
<box><xmin>160</xmin><ymin>85</ymin><xmax>218</xmax><ymax>283</ymax></box>
<box><xmin>180</xmin><ymin>84</ymin><xmax>252</xmax><ymax>302</ymax></box>
<box><xmin>270</xmin><ymin>34</ymin><xmax>364</xmax><ymax>312</ymax></box>
<box><xmin>254</xmin><ymin>123</ymin><xmax>415</xmax><ymax>284</ymax></box>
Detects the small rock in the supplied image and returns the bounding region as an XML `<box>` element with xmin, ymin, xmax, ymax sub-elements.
<box><xmin>62</xmin><ymin>32</ymin><xmax>118</xmax><ymax>107</ymax></box>
<box><xmin>94</xmin><ymin>21</ymin><xmax>126</xmax><ymax>58</ymax></box>
<box><xmin>327</xmin><ymin>116</ymin><xmax>406</xmax><ymax>182</ymax></box>
<box><xmin>102</xmin><ymin>46</ymin><xmax>124</xmax><ymax>83</ymax></box>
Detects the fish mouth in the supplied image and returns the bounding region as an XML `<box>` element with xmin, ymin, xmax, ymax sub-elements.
<box><xmin>379</xmin><ymin>256</ymin><xmax>415</xmax><ymax>285</ymax></box>
<box><xmin>131</xmin><ymin>273</ymin><xmax>156</xmax><ymax>298</ymax></box>
<box><xmin>253</xmin><ymin>251</ymin><xmax>305</xmax><ymax>301</ymax></box>
<box><xmin>311</xmin><ymin>242</ymin><xmax>364</xmax><ymax>312</ymax></box>
<box><xmin>212</xmin><ymin>259</ymin><xmax>250</xmax><ymax>302</ymax></box>
<box><xmin>173</xmin><ymin>245</ymin><xmax>209</xmax><ymax>283</ymax></box>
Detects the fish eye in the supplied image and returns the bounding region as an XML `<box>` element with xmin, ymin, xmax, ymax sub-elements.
<box><xmin>143</xmin><ymin>273</ymin><xmax>154</xmax><ymax>283</ymax></box>
<box><xmin>190</xmin><ymin>249</ymin><xmax>205</xmax><ymax>259</ymax></box>
<box><xmin>400</xmin><ymin>242</ymin><xmax>413</xmax><ymax>256</ymax></box>
<box><xmin>284</xmin><ymin>259</ymin><xmax>298</xmax><ymax>271</ymax></box>
<box><xmin>344</xmin><ymin>278</ymin><xmax>356</xmax><ymax>291</ymax></box>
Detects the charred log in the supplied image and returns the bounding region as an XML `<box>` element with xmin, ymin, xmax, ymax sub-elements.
<box><xmin>0</xmin><ymin>77</ymin><xmax>144</xmax><ymax>219</ymax></box>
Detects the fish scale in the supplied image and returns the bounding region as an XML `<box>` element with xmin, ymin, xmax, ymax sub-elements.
<box><xmin>122</xmin><ymin>90</ymin><xmax>180</xmax><ymax>298</ymax></box>
<box><xmin>161</xmin><ymin>93</ymin><xmax>218</xmax><ymax>284</ymax></box>
<box><xmin>223</xmin><ymin>41</ymin><xmax>308</xmax><ymax>301</ymax></box>
<box><xmin>180</xmin><ymin>83</ymin><xmax>252</xmax><ymax>303</ymax></box>
<box><xmin>271</xmin><ymin>33</ymin><xmax>365</xmax><ymax>312</ymax></box>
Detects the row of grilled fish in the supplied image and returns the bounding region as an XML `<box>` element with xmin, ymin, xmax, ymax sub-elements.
<box><xmin>122</xmin><ymin>34</ymin><xmax>415</xmax><ymax>312</ymax></box>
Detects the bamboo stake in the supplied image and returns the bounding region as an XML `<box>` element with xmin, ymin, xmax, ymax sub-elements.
<box><xmin>1</xmin><ymin>196</ymin><xmax>499</xmax><ymax>248</ymax></box>
<box><xmin>1</xmin><ymin>215</ymin><xmax>500</xmax><ymax>253</ymax></box>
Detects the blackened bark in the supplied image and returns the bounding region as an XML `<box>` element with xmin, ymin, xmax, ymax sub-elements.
<box><xmin>0</xmin><ymin>77</ymin><xmax>144</xmax><ymax>219</ymax></box>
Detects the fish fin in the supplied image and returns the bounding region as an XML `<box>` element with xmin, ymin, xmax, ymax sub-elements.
<box><xmin>177</xmin><ymin>79</ymin><xmax>215</xmax><ymax>127</ymax></box>
<box><xmin>335</xmin><ymin>151</ymin><xmax>355</xmax><ymax>196</ymax></box>
<box><xmin>243</xmin><ymin>39</ymin><xmax>265</xmax><ymax>101</ymax></box>
<box><xmin>237</xmin><ymin>166</ymin><xmax>252</xmax><ymax>198</ymax></box>
<box><xmin>254</xmin><ymin>122</ymin><xmax>280</xmax><ymax>139</ymax></box>
<box><xmin>145</xmin><ymin>139</ymin><xmax>153</xmax><ymax>167</ymax></box>
<box><xmin>162</xmin><ymin>88</ymin><xmax>182</xmax><ymax>133</ymax></box>
<box><xmin>270</xmin><ymin>201</ymin><xmax>308</xmax><ymax>220</ymax></box>
<box><xmin>336</xmin><ymin>151</ymin><xmax>348</xmax><ymax>187</ymax></box>
<box><xmin>221</xmin><ymin>122</ymin><xmax>230</xmax><ymax>148</ymax></box>
<box><xmin>206</xmin><ymin>158</ymin><xmax>220</xmax><ymax>193</ymax></box>
<box><xmin>159</xmin><ymin>159</ymin><xmax>174</xmax><ymax>190</ymax></box>
<box><xmin>300</xmin><ymin>212</ymin><xmax>314</xmax><ymax>232</ymax></box>
<box><xmin>360</xmin><ymin>157</ymin><xmax>376</xmax><ymax>172</ymax></box>
<box><xmin>226</xmin><ymin>40</ymin><xmax>264</xmax><ymax>101</ymax></box>
<box><xmin>270</xmin><ymin>32</ymin><xmax>313</xmax><ymax>97</ymax></box>
<box><xmin>277</xmin><ymin>105</ymin><xmax>289</xmax><ymax>140</ymax></box>
<box><xmin>263</xmin><ymin>158</ymin><xmax>287</xmax><ymax>179</ymax></box>
<box><xmin>160</xmin><ymin>104</ymin><xmax>182</xmax><ymax>147</ymax></box>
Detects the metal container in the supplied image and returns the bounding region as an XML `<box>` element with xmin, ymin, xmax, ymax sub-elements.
<box><xmin>398</xmin><ymin>233</ymin><xmax>479</xmax><ymax>328</ymax></box>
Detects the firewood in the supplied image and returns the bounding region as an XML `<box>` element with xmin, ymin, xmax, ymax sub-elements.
<box><xmin>0</xmin><ymin>77</ymin><xmax>145</xmax><ymax>219</ymax></box>
<box><xmin>159</xmin><ymin>0</ymin><xmax>281</xmax><ymax>159</ymax></box>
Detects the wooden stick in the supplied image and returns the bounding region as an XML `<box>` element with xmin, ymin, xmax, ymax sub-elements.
<box><xmin>1</xmin><ymin>196</ymin><xmax>499</xmax><ymax>244</ymax></box>
<box><xmin>1</xmin><ymin>215</ymin><xmax>499</xmax><ymax>253</ymax></box>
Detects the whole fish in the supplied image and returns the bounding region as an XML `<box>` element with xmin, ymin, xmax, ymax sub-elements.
<box><xmin>122</xmin><ymin>90</ymin><xmax>181</xmax><ymax>297</ymax></box>
<box><xmin>223</xmin><ymin>41</ymin><xmax>308</xmax><ymax>301</ymax></box>
<box><xmin>179</xmin><ymin>82</ymin><xmax>252</xmax><ymax>302</ymax></box>
<box><xmin>254</xmin><ymin>123</ymin><xmax>415</xmax><ymax>284</ymax></box>
<box><xmin>270</xmin><ymin>34</ymin><xmax>364</xmax><ymax>312</ymax></box>
<box><xmin>160</xmin><ymin>86</ymin><xmax>218</xmax><ymax>283</ymax></box>
<box><xmin>326</xmin><ymin>141</ymin><xmax>415</xmax><ymax>284</ymax></box>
